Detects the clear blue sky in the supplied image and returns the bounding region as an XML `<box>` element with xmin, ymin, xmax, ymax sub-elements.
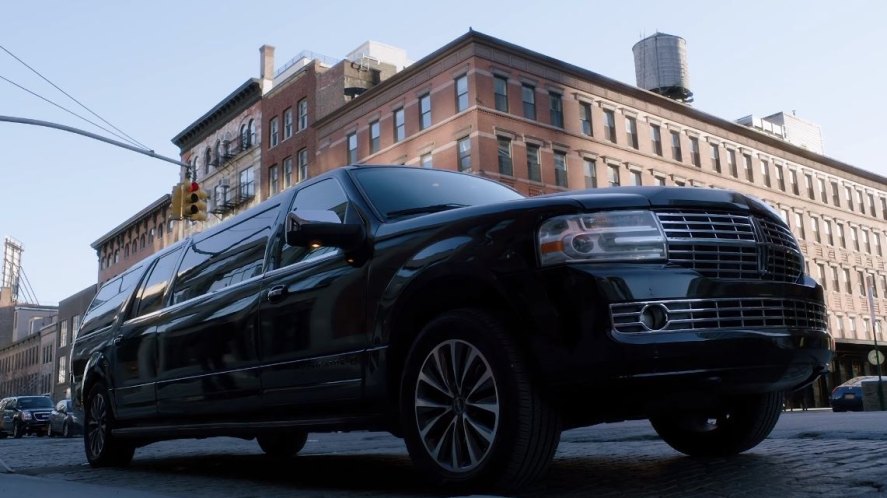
<box><xmin>2</xmin><ymin>1</ymin><xmax>885</xmax><ymax>305</ymax></box>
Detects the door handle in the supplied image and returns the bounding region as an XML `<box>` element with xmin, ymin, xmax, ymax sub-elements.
<box><xmin>266</xmin><ymin>285</ymin><xmax>288</xmax><ymax>302</ymax></box>
<box><xmin>113</xmin><ymin>335</ymin><xmax>123</xmax><ymax>345</ymax></box>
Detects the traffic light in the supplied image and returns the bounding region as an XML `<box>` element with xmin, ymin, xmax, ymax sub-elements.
<box><xmin>184</xmin><ymin>181</ymin><xmax>208</xmax><ymax>221</ymax></box>
<box><xmin>170</xmin><ymin>181</ymin><xmax>188</xmax><ymax>220</ymax></box>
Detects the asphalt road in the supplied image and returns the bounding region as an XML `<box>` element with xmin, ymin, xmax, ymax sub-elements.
<box><xmin>1</xmin><ymin>409</ymin><xmax>885</xmax><ymax>497</ymax></box>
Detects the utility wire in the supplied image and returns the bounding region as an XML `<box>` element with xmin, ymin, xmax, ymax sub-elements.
<box><xmin>0</xmin><ymin>43</ymin><xmax>151</xmax><ymax>151</ymax></box>
<box><xmin>0</xmin><ymin>73</ymin><xmax>146</xmax><ymax>150</ymax></box>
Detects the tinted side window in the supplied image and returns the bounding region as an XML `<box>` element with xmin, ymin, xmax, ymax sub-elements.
<box><xmin>279</xmin><ymin>179</ymin><xmax>350</xmax><ymax>267</ymax></box>
<box><xmin>128</xmin><ymin>247</ymin><xmax>184</xmax><ymax>318</ymax></box>
<box><xmin>171</xmin><ymin>205</ymin><xmax>279</xmax><ymax>304</ymax></box>
<box><xmin>81</xmin><ymin>264</ymin><xmax>146</xmax><ymax>332</ymax></box>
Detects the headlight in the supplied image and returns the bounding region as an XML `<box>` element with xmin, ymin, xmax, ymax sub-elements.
<box><xmin>21</xmin><ymin>412</ymin><xmax>32</xmax><ymax>421</ymax></box>
<box><xmin>538</xmin><ymin>210</ymin><xmax>666</xmax><ymax>265</ymax></box>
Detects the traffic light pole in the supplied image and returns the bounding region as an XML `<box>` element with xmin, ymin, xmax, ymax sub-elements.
<box><xmin>867</xmin><ymin>278</ymin><xmax>885</xmax><ymax>411</ymax></box>
<box><xmin>0</xmin><ymin>115</ymin><xmax>191</xmax><ymax>170</ymax></box>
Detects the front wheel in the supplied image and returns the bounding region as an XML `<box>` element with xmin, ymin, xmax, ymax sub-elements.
<box><xmin>400</xmin><ymin>309</ymin><xmax>561</xmax><ymax>491</ymax></box>
<box><xmin>63</xmin><ymin>421</ymin><xmax>73</xmax><ymax>438</ymax></box>
<box><xmin>84</xmin><ymin>384</ymin><xmax>135</xmax><ymax>467</ymax></box>
<box><xmin>12</xmin><ymin>421</ymin><xmax>23</xmax><ymax>438</ymax></box>
<box><xmin>257</xmin><ymin>431</ymin><xmax>308</xmax><ymax>458</ymax></box>
<box><xmin>650</xmin><ymin>391</ymin><xmax>784</xmax><ymax>457</ymax></box>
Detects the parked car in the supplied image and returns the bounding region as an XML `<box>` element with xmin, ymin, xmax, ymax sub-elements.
<box><xmin>0</xmin><ymin>396</ymin><xmax>53</xmax><ymax>438</ymax></box>
<box><xmin>70</xmin><ymin>165</ymin><xmax>833</xmax><ymax>491</ymax></box>
<box><xmin>831</xmin><ymin>376</ymin><xmax>881</xmax><ymax>412</ymax></box>
<box><xmin>48</xmin><ymin>399</ymin><xmax>82</xmax><ymax>437</ymax></box>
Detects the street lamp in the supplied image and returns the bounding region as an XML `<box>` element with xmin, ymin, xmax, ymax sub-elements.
<box><xmin>866</xmin><ymin>276</ymin><xmax>885</xmax><ymax>410</ymax></box>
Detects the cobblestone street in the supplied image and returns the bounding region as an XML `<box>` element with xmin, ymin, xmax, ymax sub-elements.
<box><xmin>1</xmin><ymin>410</ymin><xmax>884</xmax><ymax>497</ymax></box>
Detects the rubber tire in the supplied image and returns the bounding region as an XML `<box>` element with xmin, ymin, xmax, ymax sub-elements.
<box><xmin>12</xmin><ymin>421</ymin><xmax>23</xmax><ymax>439</ymax></box>
<box><xmin>650</xmin><ymin>391</ymin><xmax>784</xmax><ymax>457</ymax></box>
<box><xmin>84</xmin><ymin>384</ymin><xmax>135</xmax><ymax>467</ymax></box>
<box><xmin>257</xmin><ymin>431</ymin><xmax>308</xmax><ymax>458</ymax></box>
<box><xmin>400</xmin><ymin>308</ymin><xmax>561</xmax><ymax>492</ymax></box>
<box><xmin>63</xmin><ymin>421</ymin><xmax>72</xmax><ymax>438</ymax></box>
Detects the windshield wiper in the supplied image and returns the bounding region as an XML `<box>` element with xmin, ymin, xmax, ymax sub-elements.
<box><xmin>386</xmin><ymin>203</ymin><xmax>468</xmax><ymax>219</ymax></box>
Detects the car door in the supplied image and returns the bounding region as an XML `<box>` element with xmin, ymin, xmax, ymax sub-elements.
<box><xmin>111</xmin><ymin>246</ymin><xmax>184</xmax><ymax>421</ymax></box>
<box><xmin>155</xmin><ymin>203</ymin><xmax>280</xmax><ymax>418</ymax></box>
<box><xmin>0</xmin><ymin>399</ymin><xmax>10</xmax><ymax>433</ymax></box>
<box><xmin>259</xmin><ymin>178</ymin><xmax>369</xmax><ymax>411</ymax></box>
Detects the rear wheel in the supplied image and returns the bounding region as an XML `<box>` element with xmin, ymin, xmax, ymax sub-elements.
<box><xmin>84</xmin><ymin>383</ymin><xmax>135</xmax><ymax>467</ymax></box>
<box><xmin>63</xmin><ymin>421</ymin><xmax>73</xmax><ymax>438</ymax></box>
<box><xmin>257</xmin><ymin>431</ymin><xmax>308</xmax><ymax>458</ymax></box>
<box><xmin>400</xmin><ymin>309</ymin><xmax>561</xmax><ymax>491</ymax></box>
<box><xmin>650</xmin><ymin>391</ymin><xmax>784</xmax><ymax>457</ymax></box>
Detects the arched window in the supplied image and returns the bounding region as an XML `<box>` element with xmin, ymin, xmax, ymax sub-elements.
<box><xmin>204</xmin><ymin>148</ymin><xmax>212</xmax><ymax>173</ymax></box>
<box><xmin>215</xmin><ymin>139</ymin><xmax>222</xmax><ymax>167</ymax></box>
<box><xmin>241</xmin><ymin>123</ymin><xmax>250</xmax><ymax>149</ymax></box>
<box><xmin>248</xmin><ymin>119</ymin><xmax>257</xmax><ymax>146</ymax></box>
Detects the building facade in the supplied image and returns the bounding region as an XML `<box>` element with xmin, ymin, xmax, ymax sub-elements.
<box><xmin>52</xmin><ymin>285</ymin><xmax>95</xmax><ymax>401</ymax></box>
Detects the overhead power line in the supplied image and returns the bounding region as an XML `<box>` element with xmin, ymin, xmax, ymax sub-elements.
<box><xmin>0</xmin><ymin>42</ymin><xmax>150</xmax><ymax>150</ymax></box>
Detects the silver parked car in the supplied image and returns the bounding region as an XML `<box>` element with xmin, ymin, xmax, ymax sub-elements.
<box><xmin>48</xmin><ymin>399</ymin><xmax>82</xmax><ymax>438</ymax></box>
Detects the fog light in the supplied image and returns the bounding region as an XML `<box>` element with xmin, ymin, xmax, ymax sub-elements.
<box><xmin>640</xmin><ymin>304</ymin><xmax>668</xmax><ymax>331</ymax></box>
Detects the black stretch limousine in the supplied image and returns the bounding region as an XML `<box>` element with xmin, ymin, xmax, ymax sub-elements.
<box><xmin>70</xmin><ymin>165</ymin><xmax>833</xmax><ymax>491</ymax></box>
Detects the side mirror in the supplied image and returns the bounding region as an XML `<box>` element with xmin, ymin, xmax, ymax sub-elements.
<box><xmin>286</xmin><ymin>210</ymin><xmax>365</xmax><ymax>252</ymax></box>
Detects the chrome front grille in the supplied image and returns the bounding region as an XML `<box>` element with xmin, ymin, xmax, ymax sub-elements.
<box><xmin>33</xmin><ymin>412</ymin><xmax>50</xmax><ymax>422</ymax></box>
<box><xmin>611</xmin><ymin>298</ymin><xmax>827</xmax><ymax>334</ymax></box>
<box><xmin>656</xmin><ymin>211</ymin><xmax>802</xmax><ymax>281</ymax></box>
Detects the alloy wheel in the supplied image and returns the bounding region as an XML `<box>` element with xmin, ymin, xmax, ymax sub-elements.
<box><xmin>87</xmin><ymin>392</ymin><xmax>108</xmax><ymax>459</ymax></box>
<box><xmin>414</xmin><ymin>339</ymin><xmax>500</xmax><ymax>473</ymax></box>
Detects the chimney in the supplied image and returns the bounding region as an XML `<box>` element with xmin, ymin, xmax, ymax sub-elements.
<box><xmin>260</xmin><ymin>45</ymin><xmax>275</xmax><ymax>93</ymax></box>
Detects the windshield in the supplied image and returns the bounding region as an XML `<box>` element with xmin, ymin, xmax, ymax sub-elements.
<box><xmin>351</xmin><ymin>167</ymin><xmax>523</xmax><ymax>220</ymax></box>
<box><xmin>19</xmin><ymin>397</ymin><xmax>53</xmax><ymax>409</ymax></box>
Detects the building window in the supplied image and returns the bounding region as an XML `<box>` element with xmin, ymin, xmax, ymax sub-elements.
<box><xmin>580</xmin><ymin>102</ymin><xmax>592</xmax><ymax>136</ymax></box>
<box><xmin>842</xmin><ymin>268</ymin><xmax>852</xmax><ymax>293</ymax></box>
<box><xmin>497</xmin><ymin>136</ymin><xmax>513</xmax><ymax>176</ymax></box>
<box><xmin>522</xmin><ymin>84</ymin><xmax>536</xmax><ymax>120</ymax></box>
<box><xmin>850</xmin><ymin>226</ymin><xmax>859</xmax><ymax>251</ymax></box>
<box><xmin>298</xmin><ymin>148</ymin><xmax>308</xmax><ymax>182</ymax></box>
<box><xmin>710</xmin><ymin>144</ymin><xmax>721</xmax><ymax>173</ymax></box>
<box><xmin>774</xmin><ymin>164</ymin><xmax>785</xmax><ymax>191</ymax></box>
<box><xmin>868</xmin><ymin>193</ymin><xmax>877</xmax><ymax>217</ymax></box>
<box><xmin>669</xmin><ymin>130</ymin><xmax>682</xmax><ymax>162</ymax></box>
<box><xmin>283</xmin><ymin>157</ymin><xmax>293</xmax><ymax>188</ymax></box>
<box><xmin>761</xmin><ymin>160</ymin><xmax>770</xmax><ymax>187</ymax></box>
<box><xmin>494</xmin><ymin>75</ymin><xmax>508</xmax><ymax>112</ymax></box>
<box><xmin>743</xmin><ymin>154</ymin><xmax>754</xmax><ymax>182</ymax></box>
<box><xmin>455</xmin><ymin>75</ymin><xmax>468</xmax><ymax>112</ymax></box>
<box><xmin>269</xmin><ymin>165</ymin><xmax>279</xmax><ymax>194</ymax></box>
<box><xmin>881</xmin><ymin>197</ymin><xmax>887</xmax><ymax>220</ymax></box>
<box><xmin>655</xmin><ymin>176</ymin><xmax>666</xmax><ymax>186</ymax></box>
<box><xmin>858</xmin><ymin>270</ymin><xmax>867</xmax><ymax>296</ymax></box>
<box><xmin>831</xmin><ymin>181</ymin><xmax>841</xmax><ymax>207</ymax></box>
<box><xmin>57</xmin><ymin>356</ymin><xmax>66</xmax><ymax>385</ymax></box>
<box><xmin>603</xmin><ymin>110</ymin><xmax>616</xmax><ymax>143</ymax></box>
<box><xmin>549</xmin><ymin>92</ymin><xmax>563</xmax><ymax>128</ymax></box>
<box><xmin>631</xmin><ymin>170</ymin><xmax>642</xmax><ymax>186</ymax></box>
<box><xmin>59</xmin><ymin>320</ymin><xmax>68</xmax><ymax>348</ymax></box>
<box><xmin>420</xmin><ymin>153</ymin><xmax>433</xmax><ymax>168</ymax></box>
<box><xmin>794</xmin><ymin>212</ymin><xmax>805</xmax><ymax>239</ymax></box>
<box><xmin>583</xmin><ymin>158</ymin><xmax>596</xmax><ymax>188</ymax></box>
<box><xmin>845</xmin><ymin>186</ymin><xmax>854</xmax><ymax>211</ymax></box>
<box><xmin>836</xmin><ymin>223</ymin><xmax>846</xmax><ymax>248</ymax></box>
<box><xmin>788</xmin><ymin>170</ymin><xmax>799</xmax><ymax>195</ymax></box>
<box><xmin>625</xmin><ymin>116</ymin><xmax>638</xmax><ymax>149</ymax></box>
<box><xmin>369</xmin><ymin>120</ymin><xmax>380</xmax><ymax>153</ymax></box>
<box><xmin>804</xmin><ymin>173</ymin><xmax>814</xmax><ymax>199</ymax></box>
<box><xmin>297</xmin><ymin>99</ymin><xmax>308</xmax><ymax>131</ymax></box>
<box><xmin>727</xmin><ymin>149</ymin><xmax>737</xmax><ymax>177</ymax></box>
<box><xmin>419</xmin><ymin>93</ymin><xmax>432</xmax><ymax>130</ymax></box>
<box><xmin>824</xmin><ymin>219</ymin><xmax>833</xmax><ymax>245</ymax></box>
<box><xmin>553</xmin><ymin>151</ymin><xmax>568</xmax><ymax>188</ymax></box>
<box><xmin>239</xmin><ymin>168</ymin><xmax>255</xmax><ymax>199</ymax></box>
<box><xmin>810</xmin><ymin>217</ymin><xmax>820</xmax><ymax>243</ymax></box>
<box><xmin>831</xmin><ymin>266</ymin><xmax>840</xmax><ymax>292</ymax></box>
<box><xmin>270</xmin><ymin>117</ymin><xmax>279</xmax><ymax>147</ymax></box>
<box><xmin>608</xmin><ymin>164</ymin><xmax>620</xmax><ymax>187</ymax></box>
<box><xmin>457</xmin><ymin>137</ymin><xmax>471</xmax><ymax>172</ymax></box>
<box><xmin>817</xmin><ymin>263</ymin><xmax>827</xmax><ymax>290</ymax></box>
<box><xmin>283</xmin><ymin>108</ymin><xmax>293</xmax><ymax>139</ymax></box>
<box><xmin>346</xmin><ymin>132</ymin><xmax>358</xmax><ymax>164</ymax></box>
<box><xmin>393</xmin><ymin>107</ymin><xmax>405</xmax><ymax>142</ymax></box>
<box><xmin>650</xmin><ymin>124</ymin><xmax>662</xmax><ymax>156</ymax></box>
<box><xmin>818</xmin><ymin>178</ymin><xmax>828</xmax><ymax>203</ymax></box>
<box><xmin>689</xmin><ymin>136</ymin><xmax>700</xmax><ymax>167</ymax></box>
<box><xmin>874</xmin><ymin>232</ymin><xmax>882</xmax><ymax>256</ymax></box>
<box><xmin>526</xmin><ymin>144</ymin><xmax>541</xmax><ymax>182</ymax></box>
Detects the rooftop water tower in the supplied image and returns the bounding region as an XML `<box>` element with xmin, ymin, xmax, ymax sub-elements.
<box><xmin>632</xmin><ymin>33</ymin><xmax>693</xmax><ymax>103</ymax></box>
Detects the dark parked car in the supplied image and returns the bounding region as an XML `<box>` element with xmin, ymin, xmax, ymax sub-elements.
<box><xmin>831</xmin><ymin>376</ymin><xmax>881</xmax><ymax>412</ymax></box>
<box><xmin>70</xmin><ymin>166</ymin><xmax>832</xmax><ymax>491</ymax></box>
<box><xmin>49</xmin><ymin>399</ymin><xmax>82</xmax><ymax>437</ymax></box>
<box><xmin>0</xmin><ymin>396</ymin><xmax>53</xmax><ymax>438</ymax></box>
